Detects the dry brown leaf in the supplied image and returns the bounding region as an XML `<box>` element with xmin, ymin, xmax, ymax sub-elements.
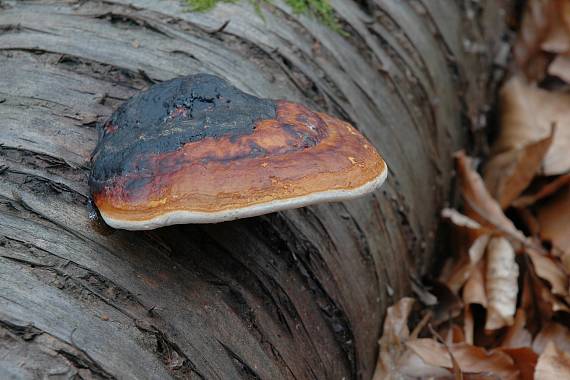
<box><xmin>441</xmin><ymin>324</ymin><xmax>466</xmax><ymax>346</ymax></box>
<box><xmin>541</xmin><ymin>1</ymin><xmax>570</xmax><ymax>54</ymax></box>
<box><xmin>516</xmin><ymin>207</ymin><xmax>542</xmax><ymax>237</ymax></box>
<box><xmin>501</xmin><ymin>309</ymin><xmax>533</xmax><ymax>349</ymax></box>
<box><xmin>536</xmin><ymin>187</ymin><xmax>570</xmax><ymax>255</ymax></box>
<box><xmin>439</xmin><ymin>208</ymin><xmax>490</xmax><ymax>294</ymax></box>
<box><xmin>410</xmin><ymin>311</ymin><xmax>432</xmax><ymax>341</ymax></box>
<box><xmin>483</xmin><ymin>133</ymin><xmax>553</xmax><ymax>208</ymax></box>
<box><xmin>374</xmin><ymin>297</ymin><xmax>415</xmax><ymax>379</ymax></box>
<box><xmin>428</xmin><ymin>325</ymin><xmax>464</xmax><ymax>380</ymax></box>
<box><xmin>521</xmin><ymin>267</ymin><xmax>550</xmax><ymax>335</ymax></box>
<box><xmin>523</xmin><ymin>258</ymin><xmax>570</xmax><ymax>326</ymax></box>
<box><xmin>498</xmin><ymin>76</ymin><xmax>570</xmax><ymax>176</ymax></box>
<box><xmin>427</xmin><ymin>281</ymin><xmax>463</xmax><ymax>326</ymax></box>
<box><xmin>549</xmin><ymin>54</ymin><xmax>570</xmax><ymax>82</ymax></box>
<box><xmin>525</xmin><ymin>258</ymin><xmax>570</xmax><ymax>322</ymax></box>
<box><xmin>485</xmin><ymin>237</ymin><xmax>519</xmax><ymax>330</ymax></box>
<box><xmin>383</xmin><ymin>299</ymin><xmax>414</xmax><ymax>336</ymax></box>
<box><xmin>468</xmin><ymin>235</ymin><xmax>490</xmax><ymax>264</ymax></box>
<box><xmin>464</xmin><ymin>306</ymin><xmax>475</xmax><ymax>345</ymax></box>
<box><xmin>442</xmin><ymin>208</ymin><xmax>484</xmax><ymax>230</ymax></box>
<box><xmin>444</xmin><ymin>234</ymin><xmax>491</xmax><ymax>296</ymax></box>
<box><xmin>552</xmin><ymin>299</ymin><xmax>570</xmax><ymax>313</ymax></box>
<box><xmin>463</xmin><ymin>261</ymin><xmax>487</xmax><ymax>307</ymax></box>
<box><xmin>374</xmin><ymin>299</ymin><xmax>460</xmax><ymax>379</ymax></box>
<box><xmin>514</xmin><ymin>0</ymin><xmax>561</xmax><ymax>80</ymax></box>
<box><xmin>406</xmin><ymin>339</ymin><xmax>520</xmax><ymax>380</ymax></box>
<box><xmin>561</xmin><ymin>252</ymin><xmax>570</xmax><ymax>276</ymax></box>
<box><xmin>513</xmin><ymin>174</ymin><xmax>570</xmax><ymax>208</ymax></box>
<box><xmin>562</xmin><ymin>0</ymin><xmax>570</xmax><ymax>31</ymax></box>
<box><xmin>535</xmin><ymin>342</ymin><xmax>570</xmax><ymax>379</ymax></box>
<box><xmin>397</xmin><ymin>351</ymin><xmax>452</xmax><ymax>379</ymax></box>
<box><xmin>501</xmin><ymin>347</ymin><xmax>538</xmax><ymax>380</ymax></box>
<box><xmin>410</xmin><ymin>276</ymin><xmax>439</xmax><ymax>307</ymax></box>
<box><xmin>455</xmin><ymin>152</ymin><xmax>527</xmax><ymax>242</ymax></box>
<box><xmin>528</xmin><ymin>249</ymin><xmax>569</xmax><ymax>297</ymax></box>
<box><xmin>533</xmin><ymin>323</ymin><xmax>570</xmax><ymax>354</ymax></box>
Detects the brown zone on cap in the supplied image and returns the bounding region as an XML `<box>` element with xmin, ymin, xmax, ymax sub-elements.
<box><xmin>93</xmin><ymin>100</ymin><xmax>385</xmax><ymax>222</ymax></box>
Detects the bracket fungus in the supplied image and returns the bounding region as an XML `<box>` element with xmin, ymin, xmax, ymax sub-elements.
<box><xmin>89</xmin><ymin>74</ymin><xmax>387</xmax><ymax>230</ymax></box>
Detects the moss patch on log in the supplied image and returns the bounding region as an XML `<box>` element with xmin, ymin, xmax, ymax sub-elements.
<box><xmin>183</xmin><ymin>0</ymin><xmax>343</xmax><ymax>32</ymax></box>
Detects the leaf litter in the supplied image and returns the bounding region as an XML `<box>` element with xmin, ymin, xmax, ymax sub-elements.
<box><xmin>375</xmin><ymin>0</ymin><xmax>570</xmax><ymax>378</ymax></box>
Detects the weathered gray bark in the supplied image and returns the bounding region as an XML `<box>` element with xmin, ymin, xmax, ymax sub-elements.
<box><xmin>0</xmin><ymin>0</ymin><xmax>507</xmax><ymax>379</ymax></box>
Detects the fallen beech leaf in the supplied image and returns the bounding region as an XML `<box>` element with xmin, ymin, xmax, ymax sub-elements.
<box><xmin>562</xmin><ymin>252</ymin><xmax>570</xmax><ymax>275</ymax></box>
<box><xmin>528</xmin><ymin>249</ymin><xmax>568</xmax><ymax>297</ymax></box>
<box><xmin>406</xmin><ymin>339</ymin><xmax>519</xmax><ymax>380</ymax></box>
<box><xmin>562</xmin><ymin>0</ymin><xmax>570</xmax><ymax>30</ymax></box>
<box><xmin>469</xmin><ymin>234</ymin><xmax>491</xmax><ymax>264</ymax></box>
<box><xmin>463</xmin><ymin>261</ymin><xmax>487</xmax><ymax>307</ymax></box>
<box><xmin>541</xmin><ymin>4</ymin><xmax>570</xmax><ymax>53</ymax></box>
<box><xmin>501</xmin><ymin>309</ymin><xmax>533</xmax><ymax>349</ymax></box>
<box><xmin>439</xmin><ymin>208</ymin><xmax>490</xmax><ymax>293</ymax></box>
<box><xmin>516</xmin><ymin>207</ymin><xmax>542</xmax><ymax>237</ymax></box>
<box><xmin>485</xmin><ymin>237</ymin><xmax>519</xmax><ymax>330</ymax></box>
<box><xmin>397</xmin><ymin>351</ymin><xmax>452</xmax><ymax>379</ymax></box>
<box><xmin>501</xmin><ymin>347</ymin><xmax>538</xmax><ymax>380</ymax></box>
<box><xmin>560</xmin><ymin>252</ymin><xmax>570</xmax><ymax>273</ymax></box>
<box><xmin>521</xmin><ymin>266</ymin><xmax>550</xmax><ymax>333</ymax></box>
<box><xmin>483</xmin><ymin>133</ymin><xmax>553</xmax><ymax>208</ymax></box>
<box><xmin>536</xmin><ymin>187</ymin><xmax>570</xmax><ymax>255</ymax></box>
<box><xmin>410</xmin><ymin>311</ymin><xmax>432</xmax><ymax>341</ymax></box>
<box><xmin>374</xmin><ymin>297</ymin><xmax>415</xmax><ymax>379</ymax></box>
<box><xmin>498</xmin><ymin>76</ymin><xmax>570</xmax><ymax>176</ymax></box>
<box><xmin>533</xmin><ymin>323</ymin><xmax>570</xmax><ymax>354</ymax></box>
<box><xmin>512</xmin><ymin>174</ymin><xmax>570</xmax><ymax>208</ymax></box>
<box><xmin>426</xmin><ymin>281</ymin><xmax>463</xmax><ymax>326</ymax></box>
<box><xmin>441</xmin><ymin>324</ymin><xmax>466</xmax><ymax>346</ymax></box>
<box><xmin>445</xmin><ymin>234</ymin><xmax>490</xmax><ymax>294</ymax></box>
<box><xmin>513</xmin><ymin>0</ymin><xmax>561</xmax><ymax>80</ymax></box>
<box><xmin>427</xmin><ymin>325</ymin><xmax>464</xmax><ymax>380</ymax></box>
<box><xmin>455</xmin><ymin>152</ymin><xmax>526</xmax><ymax>242</ymax></box>
<box><xmin>442</xmin><ymin>208</ymin><xmax>483</xmax><ymax>230</ymax></box>
<box><xmin>464</xmin><ymin>306</ymin><xmax>474</xmax><ymax>345</ymax></box>
<box><xmin>522</xmin><ymin>258</ymin><xmax>569</xmax><ymax>327</ymax></box>
<box><xmin>411</xmin><ymin>276</ymin><xmax>438</xmax><ymax>306</ymax></box>
<box><xmin>519</xmin><ymin>262</ymin><xmax>555</xmax><ymax>336</ymax></box>
<box><xmin>535</xmin><ymin>342</ymin><xmax>570</xmax><ymax>379</ymax></box>
<box><xmin>552</xmin><ymin>300</ymin><xmax>570</xmax><ymax>313</ymax></box>
<box><xmin>380</xmin><ymin>296</ymin><xmax>414</xmax><ymax>341</ymax></box>
<box><xmin>549</xmin><ymin>54</ymin><xmax>570</xmax><ymax>83</ymax></box>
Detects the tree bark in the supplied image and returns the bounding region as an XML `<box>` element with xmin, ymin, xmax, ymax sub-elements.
<box><xmin>0</xmin><ymin>0</ymin><xmax>507</xmax><ymax>379</ymax></box>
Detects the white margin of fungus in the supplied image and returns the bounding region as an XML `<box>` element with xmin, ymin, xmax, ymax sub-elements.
<box><xmin>100</xmin><ymin>165</ymin><xmax>388</xmax><ymax>230</ymax></box>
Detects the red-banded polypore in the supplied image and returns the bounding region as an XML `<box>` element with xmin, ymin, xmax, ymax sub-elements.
<box><xmin>89</xmin><ymin>74</ymin><xmax>387</xmax><ymax>230</ymax></box>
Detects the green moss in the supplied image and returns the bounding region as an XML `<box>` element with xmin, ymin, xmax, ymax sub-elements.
<box><xmin>185</xmin><ymin>0</ymin><xmax>237</xmax><ymax>12</ymax></box>
<box><xmin>183</xmin><ymin>0</ymin><xmax>344</xmax><ymax>33</ymax></box>
<box><xmin>285</xmin><ymin>0</ymin><xmax>341</xmax><ymax>32</ymax></box>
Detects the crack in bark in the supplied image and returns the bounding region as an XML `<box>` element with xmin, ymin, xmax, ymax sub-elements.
<box><xmin>93</xmin><ymin>11</ymin><xmax>174</xmax><ymax>38</ymax></box>
<box><xmin>0</xmin><ymin>240</ymin><xmax>202</xmax><ymax>379</ymax></box>
<box><xmin>135</xmin><ymin>321</ymin><xmax>206</xmax><ymax>379</ymax></box>
<box><xmin>0</xmin><ymin>320</ymin><xmax>115</xmax><ymax>379</ymax></box>
<box><xmin>218</xmin><ymin>340</ymin><xmax>261</xmax><ymax>380</ymax></box>
<box><xmin>259</xmin><ymin>214</ymin><xmax>357</xmax><ymax>375</ymax></box>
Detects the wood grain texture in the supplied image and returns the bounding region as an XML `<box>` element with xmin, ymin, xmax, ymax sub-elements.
<box><xmin>0</xmin><ymin>0</ymin><xmax>508</xmax><ymax>378</ymax></box>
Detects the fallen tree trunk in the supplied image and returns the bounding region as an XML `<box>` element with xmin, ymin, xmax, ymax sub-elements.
<box><xmin>0</xmin><ymin>0</ymin><xmax>508</xmax><ymax>378</ymax></box>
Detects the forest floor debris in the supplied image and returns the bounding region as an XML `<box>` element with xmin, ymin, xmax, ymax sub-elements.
<box><xmin>375</xmin><ymin>1</ymin><xmax>570</xmax><ymax>378</ymax></box>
